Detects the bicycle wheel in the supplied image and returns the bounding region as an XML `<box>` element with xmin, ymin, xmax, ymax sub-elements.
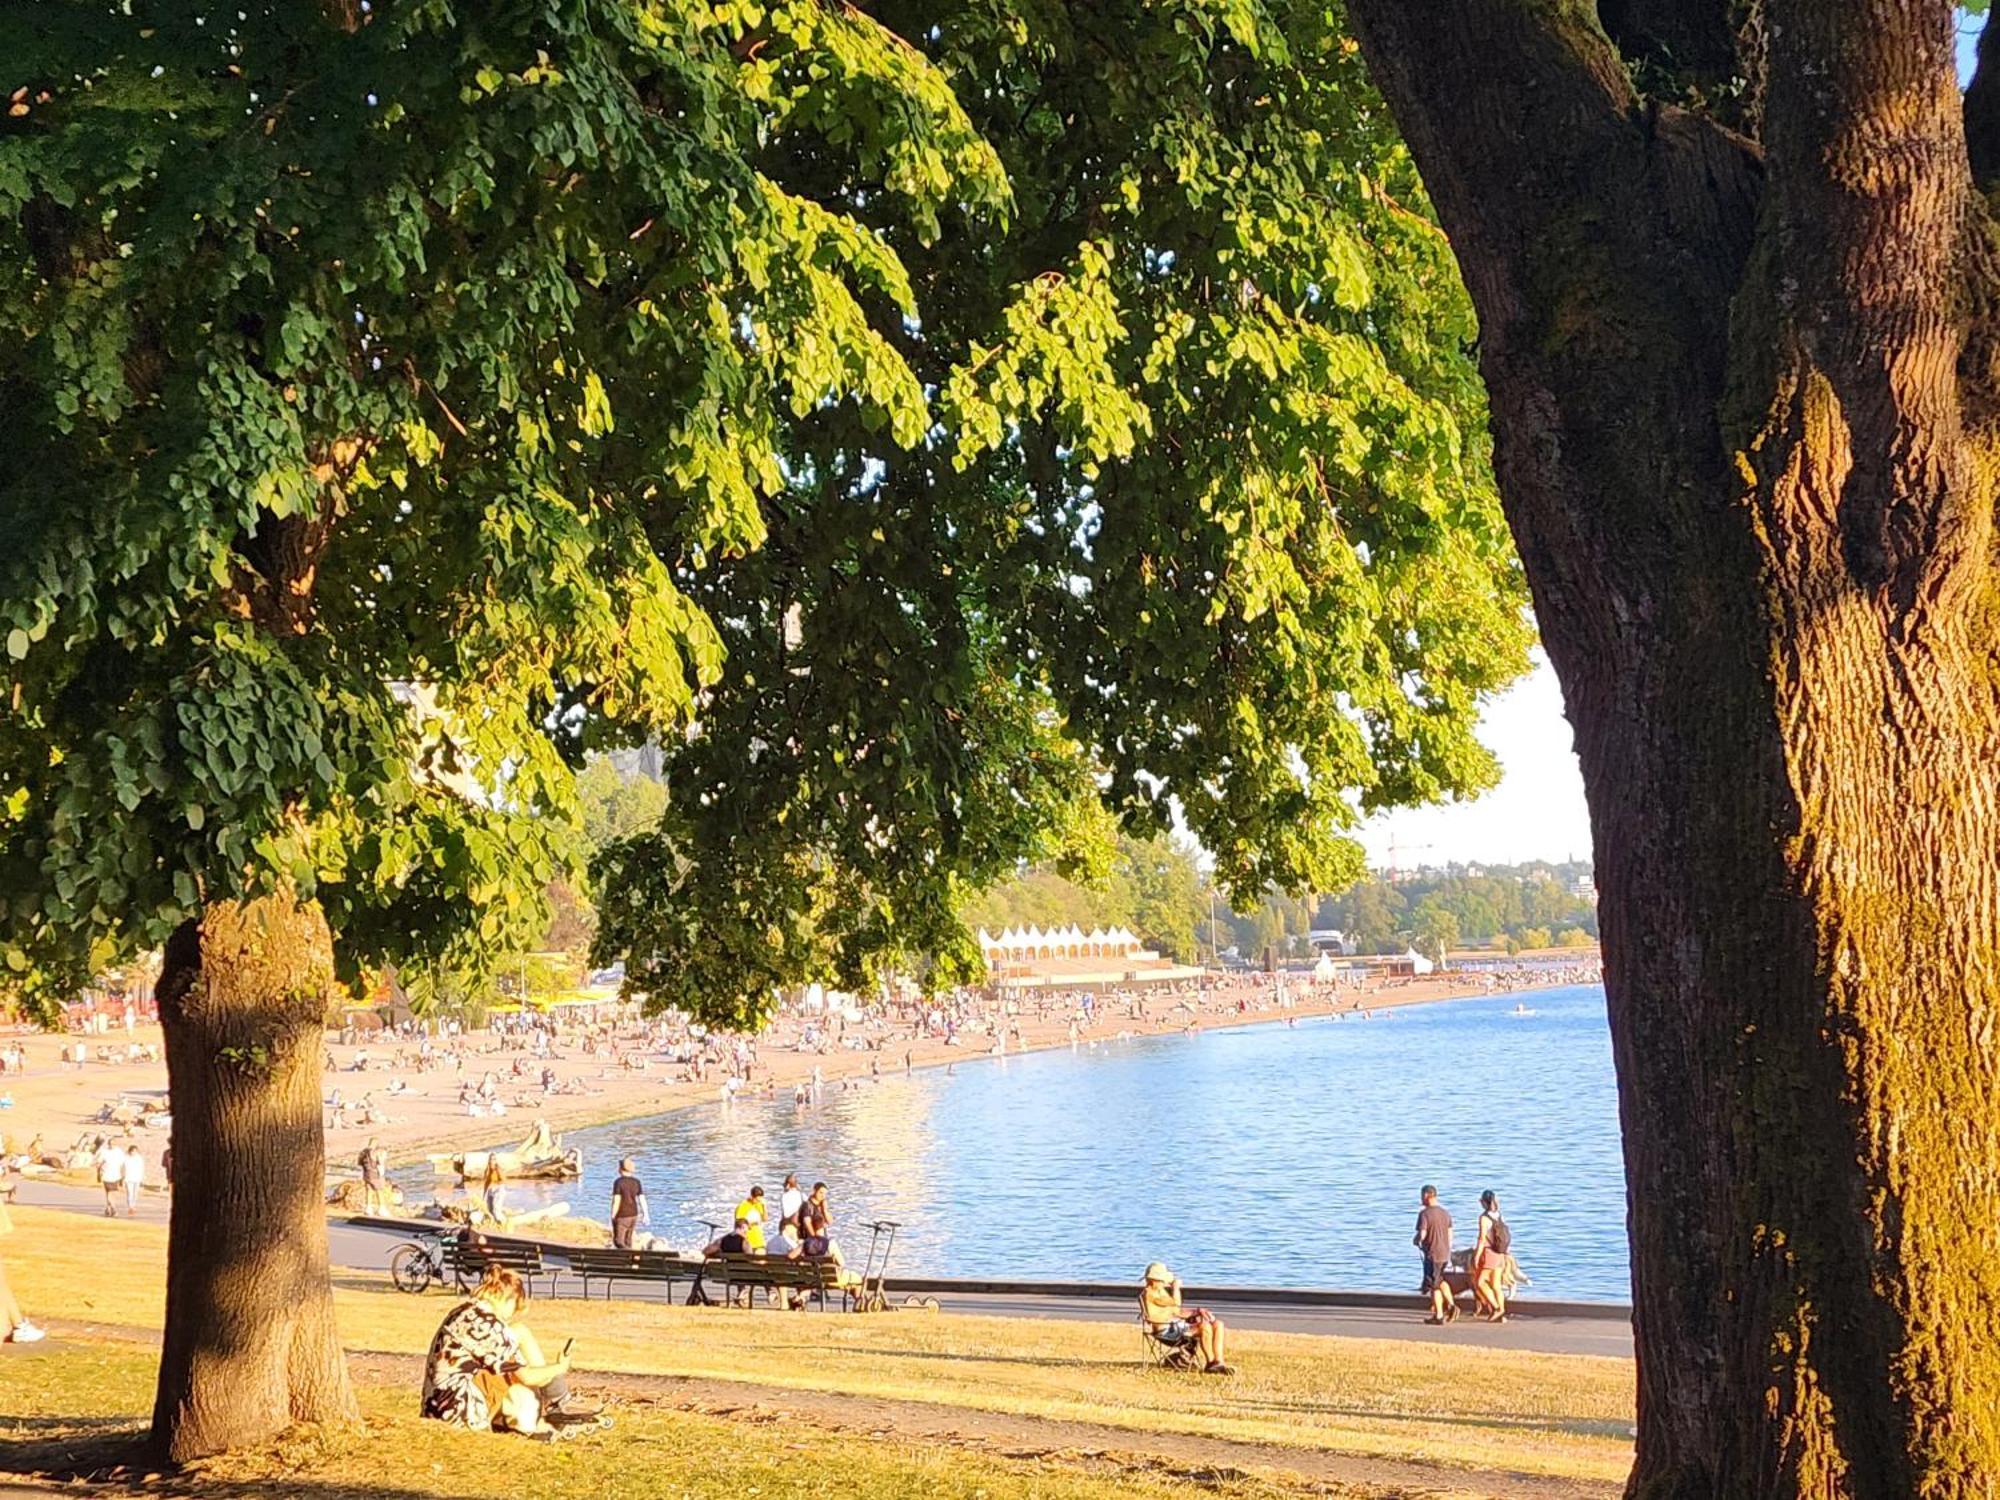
<box><xmin>388</xmin><ymin>1243</ymin><xmax>435</xmax><ymax>1294</ymax></box>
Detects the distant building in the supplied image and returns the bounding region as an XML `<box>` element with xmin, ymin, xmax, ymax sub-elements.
<box><xmin>1308</xmin><ymin>928</ymin><xmax>1354</xmax><ymax>955</ymax></box>
<box><xmin>976</xmin><ymin>924</ymin><xmax>1205</xmax><ymax>988</ymax></box>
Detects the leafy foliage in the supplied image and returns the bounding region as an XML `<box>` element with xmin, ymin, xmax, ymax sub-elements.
<box><xmin>961</xmin><ymin>835</ymin><xmax>1209</xmax><ymax>962</ymax></box>
<box><xmin>2</xmin><ymin>0</ymin><xmax>1525</xmax><ymax>1036</ymax></box>
<box><xmin>595</xmin><ymin>0</ymin><xmax>1529</xmax><ymax>1018</ymax></box>
<box><xmin>0</xmin><ymin>0</ymin><xmax>1003</xmax><ymax>1014</ymax></box>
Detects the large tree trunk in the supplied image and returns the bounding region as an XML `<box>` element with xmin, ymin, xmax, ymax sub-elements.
<box><xmin>1348</xmin><ymin>1</ymin><xmax>2000</xmax><ymax>1494</ymax></box>
<box><xmin>152</xmin><ymin>893</ymin><xmax>359</xmax><ymax>1462</ymax></box>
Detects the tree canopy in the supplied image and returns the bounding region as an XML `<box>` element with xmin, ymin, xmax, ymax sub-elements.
<box><xmin>4</xmin><ymin>0</ymin><xmax>1526</xmax><ymax>1027</ymax></box>
<box><xmin>0</xmin><ymin>0</ymin><xmax>1006</xmax><ymax>1013</ymax></box>
<box><xmin>593</xmin><ymin>0</ymin><xmax>1530</xmax><ymax>1020</ymax></box>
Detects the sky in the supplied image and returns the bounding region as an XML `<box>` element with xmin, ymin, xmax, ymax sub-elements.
<box><xmin>1355</xmin><ymin>13</ymin><xmax>1990</xmax><ymax>873</ymax></box>
<box><xmin>1358</xmin><ymin>655</ymin><xmax>1592</xmax><ymax>870</ymax></box>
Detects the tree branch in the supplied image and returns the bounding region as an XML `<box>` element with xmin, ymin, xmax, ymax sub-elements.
<box><xmin>1347</xmin><ymin>0</ymin><xmax>1759</xmax><ymax>648</ymax></box>
<box><xmin>1758</xmin><ymin>0</ymin><xmax>1980</xmax><ymax>606</ymax></box>
<box><xmin>1599</xmin><ymin>0</ymin><xmax>1765</xmax><ymax>134</ymax></box>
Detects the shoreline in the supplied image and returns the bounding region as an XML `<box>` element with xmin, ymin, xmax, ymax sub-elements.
<box><xmin>2</xmin><ymin>964</ymin><xmax>1600</xmax><ymax>1181</ymax></box>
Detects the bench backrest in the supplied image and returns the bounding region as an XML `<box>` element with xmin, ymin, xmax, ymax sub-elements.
<box><xmin>706</xmin><ymin>1253</ymin><xmax>841</xmax><ymax>1288</ymax></box>
<box><xmin>450</xmin><ymin>1240</ymin><xmax>544</xmax><ymax>1273</ymax></box>
<box><xmin>567</xmin><ymin>1248</ymin><xmax>689</xmax><ymax>1276</ymax></box>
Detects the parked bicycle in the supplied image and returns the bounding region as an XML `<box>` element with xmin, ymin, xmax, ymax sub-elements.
<box><xmin>387</xmin><ymin>1228</ymin><xmax>468</xmax><ymax>1295</ymax></box>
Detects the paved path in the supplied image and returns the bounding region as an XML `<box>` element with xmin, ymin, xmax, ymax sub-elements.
<box><xmin>11</xmin><ymin>1180</ymin><xmax>1631</xmax><ymax>1360</ymax></box>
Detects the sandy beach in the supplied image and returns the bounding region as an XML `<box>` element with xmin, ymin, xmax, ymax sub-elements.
<box><xmin>0</xmin><ymin>962</ymin><xmax>1597</xmax><ymax>1190</ymax></box>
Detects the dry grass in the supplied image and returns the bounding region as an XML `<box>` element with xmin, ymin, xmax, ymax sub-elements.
<box><xmin>3</xmin><ymin>1207</ymin><xmax>1634</xmax><ymax>1487</ymax></box>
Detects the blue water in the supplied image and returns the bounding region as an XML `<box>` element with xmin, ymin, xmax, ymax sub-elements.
<box><xmin>489</xmin><ymin>985</ymin><xmax>1630</xmax><ymax>1300</ymax></box>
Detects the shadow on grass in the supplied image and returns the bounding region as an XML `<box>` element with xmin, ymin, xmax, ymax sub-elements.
<box><xmin>0</xmin><ymin>1418</ymin><xmax>151</xmax><ymax>1484</ymax></box>
<box><xmin>2</xmin><ymin>1423</ymin><xmax>498</xmax><ymax>1500</ymax></box>
<box><xmin>752</xmin><ymin>1341</ymin><xmax>1133</xmax><ymax>1371</ymax></box>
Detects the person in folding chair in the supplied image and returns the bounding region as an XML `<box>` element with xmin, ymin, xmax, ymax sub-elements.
<box><xmin>1139</xmin><ymin>1262</ymin><xmax>1234</xmax><ymax>1375</ymax></box>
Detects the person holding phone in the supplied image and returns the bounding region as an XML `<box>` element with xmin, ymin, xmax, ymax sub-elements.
<box><xmin>421</xmin><ymin>1267</ymin><xmax>573</xmax><ymax>1435</ymax></box>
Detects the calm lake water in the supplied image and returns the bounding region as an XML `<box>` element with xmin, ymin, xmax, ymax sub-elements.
<box><xmin>490</xmin><ymin>984</ymin><xmax>1631</xmax><ymax>1301</ymax></box>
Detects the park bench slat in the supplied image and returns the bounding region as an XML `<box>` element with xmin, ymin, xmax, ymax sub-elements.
<box><xmin>562</xmin><ymin>1247</ymin><xmax>694</xmax><ymax>1300</ymax></box>
<box><xmin>444</xmin><ymin>1235</ymin><xmax>560</xmax><ymax>1297</ymax></box>
<box><xmin>697</xmin><ymin>1253</ymin><xmax>845</xmax><ymax>1309</ymax></box>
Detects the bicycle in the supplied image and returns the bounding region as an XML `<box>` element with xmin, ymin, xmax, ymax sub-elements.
<box><xmin>387</xmin><ymin>1228</ymin><xmax>467</xmax><ymax>1295</ymax></box>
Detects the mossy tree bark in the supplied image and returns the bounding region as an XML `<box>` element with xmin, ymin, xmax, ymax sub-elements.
<box><xmin>1349</xmin><ymin>1</ymin><xmax>2000</xmax><ymax>1494</ymax></box>
<box><xmin>152</xmin><ymin>893</ymin><xmax>359</xmax><ymax>1462</ymax></box>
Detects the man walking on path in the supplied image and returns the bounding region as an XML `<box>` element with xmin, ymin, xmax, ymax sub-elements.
<box><xmin>94</xmin><ymin>1137</ymin><xmax>126</xmax><ymax>1218</ymax></box>
<box><xmin>609</xmin><ymin>1159</ymin><xmax>649</xmax><ymax>1248</ymax></box>
<box><xmin>1414</xmin><ymin>1184</ymin><xmax>1456</xmax><ymax>1324</ymax></box>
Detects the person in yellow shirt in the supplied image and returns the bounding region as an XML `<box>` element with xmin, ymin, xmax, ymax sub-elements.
<box><xmin>734</xmin><ymin>1185</ymin><xmax>768</xmax><ymax>1251</ymax></box>
<box><xmin>1139</xmin><ymin>1262</ymin><xmax>1232</xmax><ymax>1374</ymax></box>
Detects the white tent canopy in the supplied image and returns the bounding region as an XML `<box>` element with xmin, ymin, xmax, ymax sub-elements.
<box><xmin>978</xmin><ymin>923</ymin><xmax>1148</xmax><ymax>962</ymax></box>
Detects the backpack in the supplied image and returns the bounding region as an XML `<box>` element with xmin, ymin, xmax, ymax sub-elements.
<box><xmin>1488</xmin><ymin>1215</ymin><xmax>1512</xmax><ymax>1255</ymax></box>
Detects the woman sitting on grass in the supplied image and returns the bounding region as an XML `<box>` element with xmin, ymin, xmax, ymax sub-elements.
<box><xmin>1140</xmin><ymin>1262</ymin><xmax>1233</xmax><ymax>1375</ymax></box>
<box><xmin>420</xmin><ymin>1266</ymin><xmax>571</xmax><ymax>1436</ymax></box>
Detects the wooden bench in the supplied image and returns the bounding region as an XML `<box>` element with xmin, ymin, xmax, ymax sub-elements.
<box><xmin>563</xmin><ymin>1247</ymin><xmax>694</xmax><ymax>1301</ymax></box>
<box><xmin>691</xmin><ymin>1253</ymin><xmax>847</xmax><ymax>1309</ymax></box>
<box><xmin>446</xmin><ymin>1234</ymin><xmax>559</xmax><ymax>1297</ymax></box>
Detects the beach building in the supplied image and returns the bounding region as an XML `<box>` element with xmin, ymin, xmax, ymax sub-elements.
<box><xmin>975</xmin><ymin>924</ymin><xmax>1206</xmax><ymax>989</ymax></box>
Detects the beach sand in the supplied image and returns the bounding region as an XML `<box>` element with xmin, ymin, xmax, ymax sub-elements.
<box><xmin>0</xmin><ymin>965</ymin><xmax>1591</xmax><ymax>1186</ymax></box>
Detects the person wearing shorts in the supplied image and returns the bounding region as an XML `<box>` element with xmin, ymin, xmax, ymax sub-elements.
<box><xmin>1413</xmin><ymin>1184</ymin><xmax>1456</xmax><ymax>1324</ymax></box>
<box><xmin>1140</xmin><ymin>1262</ymin><xmax>1233</xmax><ymax>1374</ymax></box>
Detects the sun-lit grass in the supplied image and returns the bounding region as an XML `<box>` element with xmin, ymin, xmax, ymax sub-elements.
<box><xmin>3</xmin><ymin>1207</ymin><xmax>1634</xmax><ymax>1485</ymax></box>
<box><xmin>2</xmin><ymin>1341</ymin><xmax>1417</xmax><ymax>1500</ymax></box>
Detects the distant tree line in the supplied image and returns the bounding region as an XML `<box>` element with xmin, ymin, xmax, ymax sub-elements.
<box><xmin>961</xmin><ymin>844</ymin><xmax>1598</xmax><ymax>965</ymax></box>
<box><xmin>1321</xmin><ymin>864</ymin><xmax>1598</xmax><ymax>955</ymax></box>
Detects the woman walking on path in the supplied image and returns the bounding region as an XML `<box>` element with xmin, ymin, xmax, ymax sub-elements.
<box><xmin>480</xmin><ymin>1159</ymin><xmax>509</xmax><ymax>1228</ymax></box>
<box><xmin>1473</xmin><ymin>1190</ymin><xmax>1510</xmax><ymax>1322</ymax></box>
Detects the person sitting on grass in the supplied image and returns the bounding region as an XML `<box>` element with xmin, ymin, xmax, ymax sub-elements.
<box><xmin>1139</xmin><ymin>1261</ymin><xmax>1233</xmax><ymax>1375</ymax></box>
<box><xmin>0</xmin><ymin>1187</ymin><xmax>46</xmax><ymax>1343</ymax></box>
<box><xmin>420</xmin><ymin>1267</ymin><xmax>572</xmax><ymax>1436</ymax></box>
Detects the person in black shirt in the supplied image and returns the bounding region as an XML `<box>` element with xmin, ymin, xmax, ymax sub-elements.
<box><xmin>704</xmin><ymin>1218</ymin><xmax>751</xmax><ymax>1257</ymax></box>
<box><xmin>608</xmin><ymin>1159</ymin><xmax>649</xmax><ymax>1249</ymax></box>
<box><xmin>1413</xmin><ymin>1184</ymin><xmax>1457</xmax><ymax>1324</ymax></box>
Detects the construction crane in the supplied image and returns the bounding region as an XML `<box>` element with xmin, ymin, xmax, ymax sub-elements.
<box><xmin>1384</xmin><ymin>832</ymin><xmax>1436</xmax><ymax>883</ymax></box>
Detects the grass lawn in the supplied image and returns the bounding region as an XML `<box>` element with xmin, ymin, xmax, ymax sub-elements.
<box><xmin>1</xmin><ymin>1207</ymin><xmax>1635</xmax><ymax>1494</ymax></box>
<box><xmin>7</xmin><ymin>1341</ymin><xmax>1411</xmax><ymax>1500</ymax></box>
